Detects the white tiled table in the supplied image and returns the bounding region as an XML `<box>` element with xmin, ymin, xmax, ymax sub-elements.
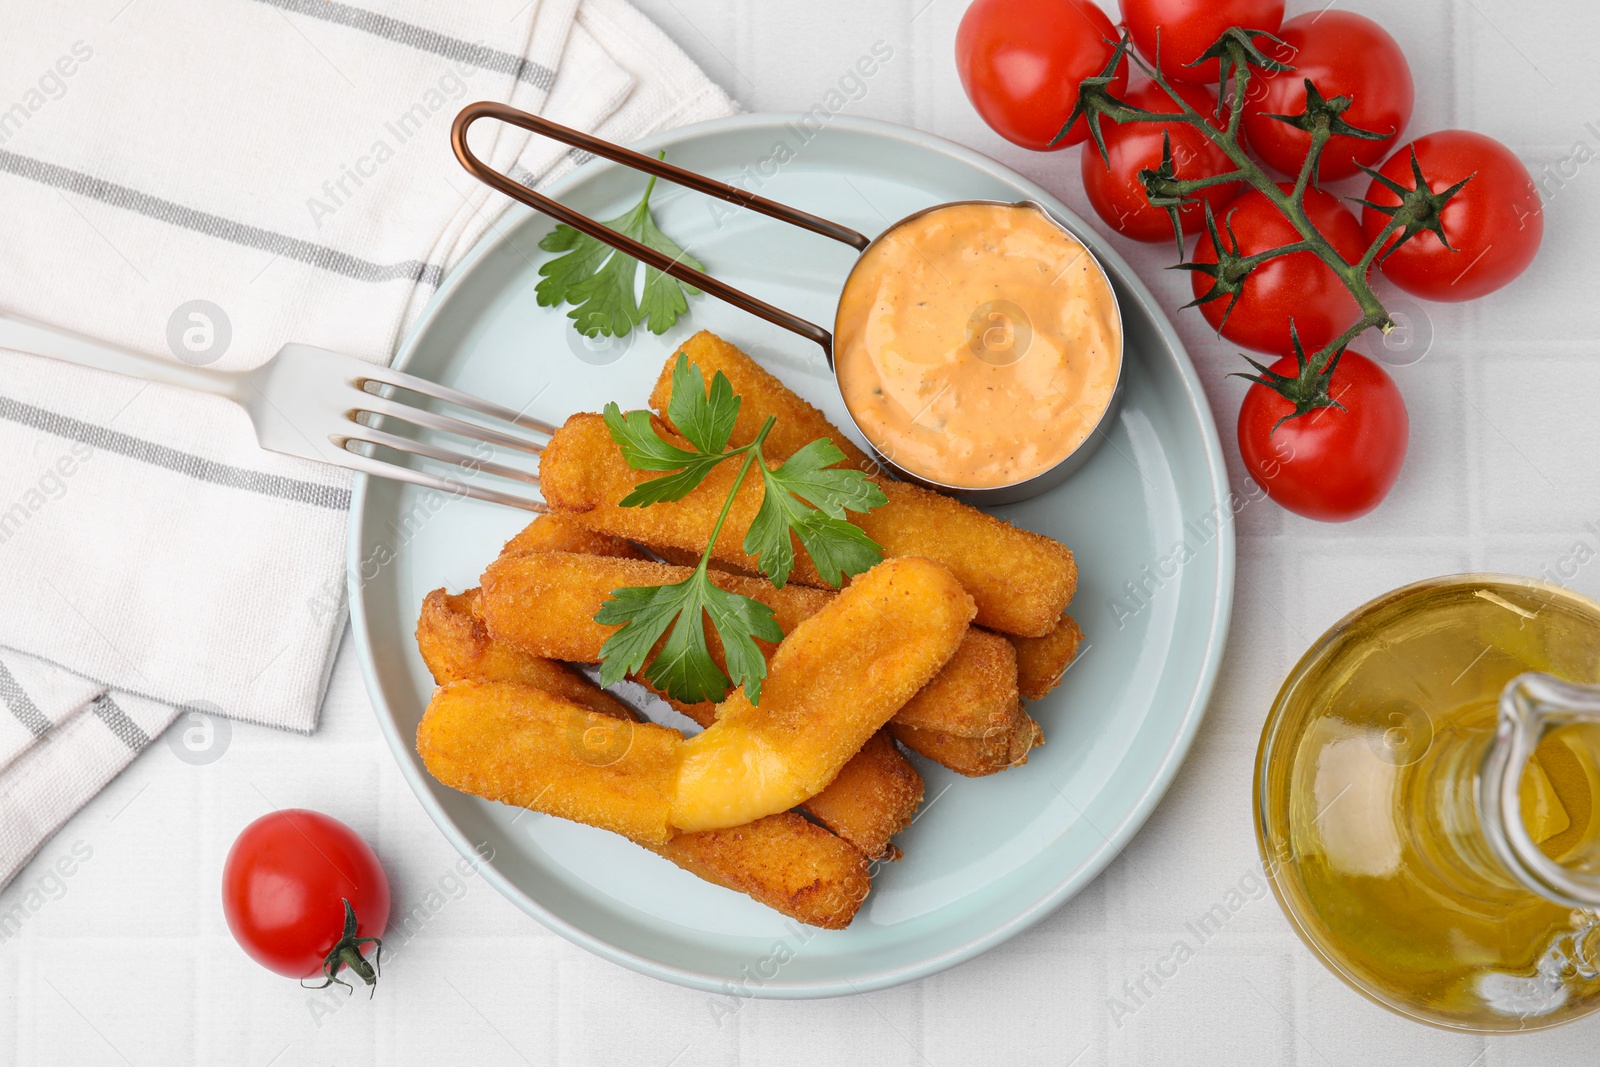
<box><xmin>5</xmin><ymin>1</ymin><xmax>1598</xmax><ymax>1063</ymax></box>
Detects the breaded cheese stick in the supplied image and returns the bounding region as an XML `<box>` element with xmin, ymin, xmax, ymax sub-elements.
<box><xmin>1005</xmin><ymin>614</ymin><xmax>1084</xmax><ymax>701</ymax></box>
<box><xmin>426</xmin><ymin>558</ymin><xmax>971</xmax><ymax>836</ymax></box>
<box><xmin>893</xmin><ymin>711</ymin><xmax>1044</xmax><ymax>778</ymax></box>
<box><xmin>480</xmin><ymin>552</ymin><xmax>829</xmax><ymax>665</ymax></box>
<box><xmin>648</xmin><ymin>813</ymin><xmax>869</xmax><ymax>930</ymax></box>
<box><xmin>660</xmin><ymin>688</ymin><xmax>919</xmax><ymax>861</ymax></box>
<box><xmin>800</xmin><ymin>730</ymin><xmax>921</xmax><ymax>863</ymax></box>
<box><xmin>501</xmin><ymin>513</ymin><xmax>646</xmax><ymax>560</ymax></box>
<box><xmin>417</xmin><ymin>681</ymin><xmax>871</xmax><ymax>927</ymax></box>
<box><xmin>671</xmin><ymin>556</ymin><xmax>973</xmax><ymax>831</ymax></box>
<box><xmin>896</xmin><ymin>628</ymin><xmax>1019</xmax><ymax>737</ymax></box>
<box><xmin>641</xmin><ymin>621</ymin><xmax>1020</xmax><ymax>743</ymax></box>
<box><xmin>417</xmin><ymin>588</ymin><xmax>639</xmax><ymax>721</ymax></box>
<box><xmin>537</xmin><ymin>412</ymin><xmax>1074</xmax><ymax>637</ymax></box>
<box><xmin>479</xmin><ymin>551</ymin><xmax>1021</xmax><ymax>742</ymax></box>
<box><xmin>419</xmin><ymin>680</ymin><xmax>682</xmax><ymax>843</ymax></box>
<box><xmin>650</xmin><ymin>330</ymin><xmax>874</xmax><ymax>471</ymax></box>
<box><xmin>422</xmin><ymin>580</ymin><xmax>917</xmax><ymax>861</ymax></box>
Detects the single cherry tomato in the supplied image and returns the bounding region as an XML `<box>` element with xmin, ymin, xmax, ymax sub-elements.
<box><xmin>1190</xmin><ymin>184</ymin><xmax>1366</xmax><ymax>355</ymax></box>
<box><xmin>1241</xmin><ymin>11</ymin><xmax>1413</xmax><ymax>181</ymax></box>
<box><xmin>1238</xmin><ymin>349</ymin><xmax>1409</xmax><ymax>521</ymax></box>
<box><xmin>1360</xmin><ymin>130</ymin><xmax>1542</xmax><ymax>302</ymax></box>
<box><xmin>223</xmin><ymin>810</ymin><xmax>390</xmax><ymax>991</ymax></box>
<box><xmin>1120</xmin><ymin>0</ymin><xmax>1285</xmax><ymax>85</ymax></box>
<box><xmin>956</xmin><ymin>0</ymin><xmax>1127</xmax><ymax>150</ymax></box>
<box><xmin>1080</xmin><ymin>79</ymin><xmax>1243</xmax><ymax>243</ymax></box>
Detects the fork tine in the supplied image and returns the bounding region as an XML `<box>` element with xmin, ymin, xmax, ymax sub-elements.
<box><xmin>339</xmin><ymin>426</ymin><xmax>542</xmax><ymax>486</ymax></box>
<box><xmin>334</xmin><ymin>444</ymin><xmax>548</xmax><ymax>512</ymax></box>
<box><xmin>356</xmin><ymin>365</ymin><xmax>558</xmax><ymax>436</ymax></box>
<box><xmin>354</xmin><ymin>395</ymin><xmax>546</xmax><ymax>456</ymax></box>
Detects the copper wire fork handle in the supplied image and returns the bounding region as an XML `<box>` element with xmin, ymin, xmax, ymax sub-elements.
<box><xmin>451</xmin><ymin>101</ymin><xmax>869</xmax><ymax>364</ymax></box>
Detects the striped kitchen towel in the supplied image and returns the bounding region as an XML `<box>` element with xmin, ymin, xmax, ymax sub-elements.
<box><xmin>0</xmin><ymin>0</ymin><xmax>736</xmax><ymax>887</ymax></box>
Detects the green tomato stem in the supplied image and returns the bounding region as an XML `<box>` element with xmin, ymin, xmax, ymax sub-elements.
<box><xmin>1110</xmin><ymin>40</ymin><xmax>1397</xmax><ymax>370</ymax></box>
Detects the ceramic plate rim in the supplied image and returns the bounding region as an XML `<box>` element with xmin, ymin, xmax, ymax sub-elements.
<box><xmin>347</xmin><ymin>112</ymin><xmax>1235</xmax><ymax>998</ymax></box>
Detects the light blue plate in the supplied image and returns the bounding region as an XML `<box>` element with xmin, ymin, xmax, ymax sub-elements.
<box><xmin>348</xmin><ymin>114</ymin><xmax>1234</xmax><ymax>997</ymax></box>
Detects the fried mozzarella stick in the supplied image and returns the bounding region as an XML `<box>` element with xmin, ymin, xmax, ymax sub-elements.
<box><xmin>650</xmin><ymin>330</ymin><xmax>875</xmax><ymax>472</ymax></box>
<box><xmin>430</xmin><ymin>558</ymin><xmax>971</xmax><ymax>835</ymax></box>
<box><xmin>421</xmin><ymin>680</ymin><xmax>682</xmax><ymax>843</ymax></box>
<box><xmin>479</xmin><ymin>551</ymin><xmax>1022</xmax><ymax>743</ymax></box>
<box><xmin>648</xmin><ymin>813</ymin><xmax>869</xmax><ymax>930</ymax></box>
<box><xmin>417</xmin><ymin>588</ymin><xmax>640</xmax><ymax>721</ymax></box>
<box><xmin>660</xmin><ymin>688</ymin><xmax>920</xmax><ymax>860</ymax></box>
<box><xmin>672</xmin><ymin>556</ymin><xmax>972</xmax><ymax>831</ymax></box>
<box><xmin>421</xmin><ymin>581</ymin><xmax>917</xmax><ymax>860</ymax></box>
<box><xmin>481</xmin><ymin>552</ymin><xmax>824</xmax><ymax>665</ymax></box>
<box><xmin>537</xmin><ymin>412</ymin><xmax>1074</xmax><ymax>637</ymax></box>
<box><xmin>1004</xmin><ymin>614</ymin><xmax>1085</xmax><ymax>701</ymax></box>
<box><xmin>893</xmin><ymin>712</ymin><xmax>1044</xmax><ymax>778</ymax></box>
<box><xmin>500</xmin><ymin>513</ymin><xmax>646</xmax><ymax>561</ymax></box>
<box><xmin>417</xmin><ymin>681</ymin><xmax>870</xmax><ymax>927</ymax></box>
<box><xmin>802</xmin><ymin>731</ymin><xmax>922</xmax><ymax>861</ymax></box>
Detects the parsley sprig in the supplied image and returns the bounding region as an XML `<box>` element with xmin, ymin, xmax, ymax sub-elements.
<box><xmin>535</xmin><ymin>157</ymin><xmax>702</xmax><ymax>338</ymax></box>
<box><xmin>594</xmin><ymin>355</ymin><xmax>888</xmax><ymax>705</ymax></box>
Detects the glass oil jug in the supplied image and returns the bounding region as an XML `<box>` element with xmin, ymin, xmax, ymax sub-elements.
<box><xmin>1256</xmin><ymin>575</ymin><xmax>1600</xmax><ymax>1031</ymax></box>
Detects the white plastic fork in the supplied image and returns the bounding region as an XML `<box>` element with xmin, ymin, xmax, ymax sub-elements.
<box><xmin>0</xmin><ymin>311</ymin><xmax>554</xmax><ymax>511</ymax></box>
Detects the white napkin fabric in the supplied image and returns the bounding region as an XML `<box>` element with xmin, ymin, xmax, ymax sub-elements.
<box><xmin>0</xmin><ymin>0</ymin><xmax>737</xmax><ymax>887</ymax></box>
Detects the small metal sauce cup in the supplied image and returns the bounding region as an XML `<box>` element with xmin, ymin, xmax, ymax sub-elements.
<box><xmin>833</xmin><ymin>198</ymin><xmax>1124</xmax><ymax>506</ymax></box>
<box><xmin>452</xmin><ymin>103</ymin><xmax>1125</xmax><ymax>505</ymax></box>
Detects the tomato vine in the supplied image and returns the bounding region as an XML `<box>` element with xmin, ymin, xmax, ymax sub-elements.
<box><xmin>1061</xmin><ymin>28</ymin><xmax>1469</xmax><ymax>416</ymax></box>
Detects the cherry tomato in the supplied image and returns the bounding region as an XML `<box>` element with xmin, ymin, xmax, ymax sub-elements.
<box><xmin>1190</xmin><ymin>184</ymin><xmax>1366</xmax><ymax>355</ymax></box>
<box><xmin>1080</xmin><ymin>79</ymin><xmax>1243</xmax><ymax>242</ymax></box>
<box><xmin>1120</xmin><ymin>0</ymin><xmax>1285</xmax><ymax>85</ymax></box>
<box><xmin>223</xmin><ymin>810</ymin><xmax>390</xmax><ymax>989</ymax></box>
<box><xmin>1360</xmin><ymin>130</ymin><xmax>1542</xmax><ymax>302</ymax></box>
<box><xmin>956</xmin><ymin>0</ymin><xmax>1127</xmax><ymax>150</ymax></box>
<box><xmin>1238</xmin><ymin>349</ymin><xmax>1409</xmax><ymax>521</ymax></box>
<box><xmin>1241</xmin><ymin>12</ymin><xmax>1413</xmax><ymax>181</ymax></box>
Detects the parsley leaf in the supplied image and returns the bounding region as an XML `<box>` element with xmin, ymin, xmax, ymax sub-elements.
<box><xmin>593</xmin><ymin>582</ymin><xmax>687</xmax><ymax>689</ymax></box>
<box><xmin>535</xmin><ymin>161</ymin><xmax>703</xmax><ymax>339</ymax></box>
<box><xmin>764</xmin><ymin>439</ymin><xmax>887</xmax><ymax>519</ymax></box>
<box><xmin>665</xmin><ymin>354</ymin><xmax>740</xmax><ymax>455</ymax></box>
<box><xmin>594</xmin><ymin>572</ymin><xmax>782</xmax><ymax>704</ymax></box>
<box><xmin>594</xmin><ymin>353</ymin><xmax>888</xmax><ymax>704</ymax></box>
<box><xmin>602</xmin><ymin>403</ymin><xmax>703</xmax><ymax>471</ymax></box>
<box><xmin>699</xmin><ymin>582</ymin><xmax>783</xmax><ymax>701</ymax></box>
<box><xmin>602</xmin><ymin>402</ymin><xmax>727</xmax><ymax>507</ymax></box>
<box><xmin>744</xmin><ymin>440</ymin><xmax>887</xmax><ymax>587</ymax></box>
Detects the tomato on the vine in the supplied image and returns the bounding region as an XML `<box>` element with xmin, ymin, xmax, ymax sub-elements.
<box><xmin>1360</xmin><ymin>130</ymin><xmax>1542</xmax><ymax>303</ymax></box>
<box><xmin>955</xmin><ymin>0</ymin><xmax>1127</xmax><ymax>151</ymax></box>
<box><xmin>1080</xmin><ymin>79</ymin><xmax>1243</xmax><ymax>243</ymax></box>
<box><xmin>1241</xmin><ymin>11</ymin><xmax>1413</xmax><ymax>181</ymax></box>
<box><xmin>1238</xmin><ymin>349</ymin><xmax>1408</xmax><ymax>522</ymax></box>
<box><xmin>1120</xmin><ymin>0</ymin><xmax>1285</xmax><ymax>86</ymax></box>
<box><xmin>223</xmin><ymin>810</ymin><xmax>390</xmax><ymax>991</ymax></box>
<box><xmin>1189</xmin><ymin>184</ymin><xmax>1366</xmax><ymax>355</ymax></box>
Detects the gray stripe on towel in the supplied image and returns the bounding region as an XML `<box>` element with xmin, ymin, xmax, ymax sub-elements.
<box><xmin>91</xmin><ymin>693</ymin><xmax>150</xmax><ymax>752</ymax></box>
<box><xmin>0</xmin><ymin>643</ymin><xmax>309</xmax><ymax>736</ymax></box>
<box><xmin>253</xmin><ymin>0</ymin><xmax>557</xmax><ymax>90</ymax></box>
<box><xmin>0</xmin><ymin>660</ymin><xmax>50</xmax><ymax>738</ymax></box>
<box><xmin>0</xmin><ymin>396</ymin><xmax>351</xmax><ymax>510</ymax></box>
<box><xmin>0</xmin><ymin>149</ymin><xmax>444</xmax><ymax>287</ymax></box>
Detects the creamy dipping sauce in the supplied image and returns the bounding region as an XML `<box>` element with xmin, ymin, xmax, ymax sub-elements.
<box><xmin>834</xmin><ymin>202</ymin><xmax>1122</xmax><ymax>489</ymax></box>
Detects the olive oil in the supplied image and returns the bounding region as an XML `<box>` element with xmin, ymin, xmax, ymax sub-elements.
<box><xmin>1257</xmin><ymin>577</ymin><xmax>1600</xmax><ymax>1031</ymax></box>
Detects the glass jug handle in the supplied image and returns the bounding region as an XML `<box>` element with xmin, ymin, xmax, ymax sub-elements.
<box><xmin>1480</xmin><ymin>672</ymin><xmax>1600</xmax><ymax>910</ymax></box>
